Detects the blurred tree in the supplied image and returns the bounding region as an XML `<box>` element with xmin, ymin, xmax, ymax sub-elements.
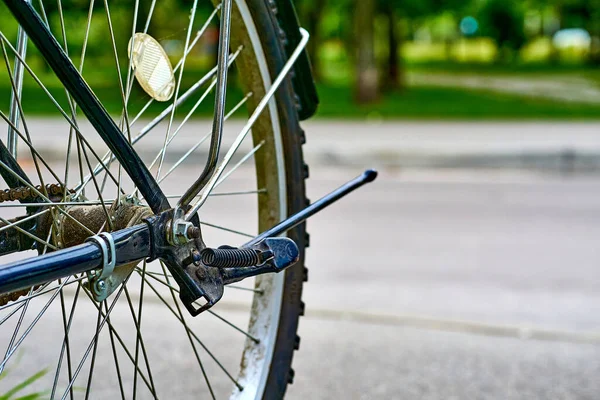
<box><xmin>354</xmin><ymin>0</ymin><xmax>378</xmax><ymax>103</ymax></box>
<box><xmin>556</xmin><ymin>0</ymin><xmax>600</xmax><ymax>64</ymax></box>
<box><xmin>379</xmin><ymin>0</ymin><xmax>465</xmax><ymax>91</ymax></box>
<box><xmin>296</xmin><ymin>0</ymin><xmax>326</xmax><ymax>80</ymax></box>
<box><xmin>479</xmin><ymin>0</ymin><xmax>526</xmax><ymax>63</ymax></box>
<box><xmin>380</xmin><ymin>1</ymin><xmax>402</xmax><ymax>91</ymax></box>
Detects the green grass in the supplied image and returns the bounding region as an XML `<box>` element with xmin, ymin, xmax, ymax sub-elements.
<box><xmin>405</xmin><ymin>61</ymin><xmax>600</xmax><ymax>77</ymax></box>
<box><xmin>0</xmin><ymin>368</ymin><xmax>48</xmax><ymax>400</ymax></box>
<box><xmin>314</xmin><ymin>85</ymin><xmax>600</xmax><ymax>120</ymax></box>
<box><xmin>0</xmin><ymin>77</ymin><xmax>246</xmax><ymax>118</ymax></box>
<box><xmin>3</xmin><ymin>65</ymin><xmax>600</xmax><ymax>120</ymax></box>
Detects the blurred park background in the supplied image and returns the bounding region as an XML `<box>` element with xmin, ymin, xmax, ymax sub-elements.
<box><xmin>4</xmin><ymin>0</ymin><xmax>600</xmax><ymax>119</ymax></box>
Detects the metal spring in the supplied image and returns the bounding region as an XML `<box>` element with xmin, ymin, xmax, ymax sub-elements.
<box><xmin>201</xmin><ymin>247</ymin><xmax>261</xmax><ymax>268</ymax></box>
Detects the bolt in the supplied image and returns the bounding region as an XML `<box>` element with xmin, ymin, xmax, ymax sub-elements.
<box><xmin>191</xmin><ymin>249</ymin><xmax>202</xmax><ymax>266</ymax></box>
<box><xmin>95</xmin><ymin>279</ymin><xmax>106</xmax><ymax>293</ymax></box>
<box><xmin>187</xmin><ymin>226</ymin><xmax>201</xmax><ymax>239</ymax></box>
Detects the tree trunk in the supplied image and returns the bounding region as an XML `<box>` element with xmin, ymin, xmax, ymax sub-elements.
<box><xmin>384</xmin><ymin>9</ymin><xmax>404</xmax><ymax>92</ymax></box>
<box><xmin>305</xmin><ymin>7</ymin><xmax>323</xmax><ymax>81</ymax></box>
<box><xmin>353</xmin><ymin>0</ymin><xmax>378</xmax><ymax>104</ymax></box>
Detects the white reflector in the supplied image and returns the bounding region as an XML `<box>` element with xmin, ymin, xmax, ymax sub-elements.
<box><xmin>128</xmin><ymin>33</ymin><xmax>175</xmax><ymax>102</ymax></box>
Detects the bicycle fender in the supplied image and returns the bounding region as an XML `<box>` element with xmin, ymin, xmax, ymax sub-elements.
<box><xmin>272</xmin><ymin>0</ymin><xmax>319</xmax><ymax>120</ymax></box>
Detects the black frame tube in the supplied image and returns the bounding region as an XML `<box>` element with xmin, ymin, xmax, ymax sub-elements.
<box><xmin>0</xmin><ymin>170</ymin><xmax>377</xmax><ymax>295</ymax></box>
<box><xmin>1</xmin><ymin>0</ymin><xmax>170</xmax><ymax>213</ymax></box>
<box><xmin>0</xmin><ymin>3</ymin><xmax>381</xmax><ymax>301</ymax></box>
<box><xmin>0</xmin><ymin>224</ymin><xmax>151</xmax><ymax>295</ymax></box>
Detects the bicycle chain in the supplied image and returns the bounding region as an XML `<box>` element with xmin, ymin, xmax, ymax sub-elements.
<box><xmin>0</xmin><ymin>184</ymin><xmax>72</xmax><ymax>306</ymax></box>
<box><xmin>0</xmin><ymin>183</ymin><xmax>71</xmax><ymax>203</ymax></box>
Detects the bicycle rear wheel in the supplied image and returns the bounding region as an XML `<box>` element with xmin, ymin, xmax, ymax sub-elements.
<box><xmin>0</xmin><ymin>0</ymin><xmax>309</xmax><ymax>398</ymax></box>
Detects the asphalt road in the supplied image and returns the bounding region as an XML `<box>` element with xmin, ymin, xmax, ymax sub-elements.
<box><xmin>2</xmin><ymin>162</ymin><xmax>600</xmax><ymax>399</ymax></box>
<box><xmin>291</xmin><ymin>167</ymin><xmax>600</xmax><ymax>399</ymax></box>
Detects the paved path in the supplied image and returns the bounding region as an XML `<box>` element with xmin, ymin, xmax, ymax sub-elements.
<box><xmin>21</xmin><ymin>119</ymin><xmax>600</xmax><ymax>170</ymax></box>
<box><xmin>409</xmin><ymin>72</ymin><xmax>600</xmax><ymax>104</ymax></box>
<box><xmin>2</xmin><ymin>165</ymin><xmax>600</xmax><ymax>399</ymax></box>
<box><xmin>3</xmin><ymin>120</ymin><xmax>600</xmax><ymax>398</ymax></box>
<box><xmin>294</xmin><ymin>167</ymin><xmax>600</xmax><ymax>399</ymax></box>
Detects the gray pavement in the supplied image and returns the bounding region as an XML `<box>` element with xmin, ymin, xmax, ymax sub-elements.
<box><xmin>295</xmin><ymin>167</ymin><xmax>600</xmax><ymax>399</ymax></box>
<box><xmin>2</xmin><ymin>121</ymin><xmax>600</xmax><ymax>398</ymax></box>
<box><xmin>3</xmin><ymin>165</ymin><xmax>600</xmax><ymax>399</ymax></box>
<box><xmin>21</xmin><ymin>119</ymin><xmax>600</xmax><ymax>170</ymax></box>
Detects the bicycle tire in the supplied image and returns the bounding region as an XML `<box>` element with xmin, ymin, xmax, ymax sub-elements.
<box><xmin>0</xmin><ymin>0</ymin><xmax>310</xmax><ymax>398</ymax></box>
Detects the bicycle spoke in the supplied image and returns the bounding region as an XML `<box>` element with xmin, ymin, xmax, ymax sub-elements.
<box><xmin>59</xmin><ymin>286</ymin><xmax>126</xmax><ymax>400</ymax></box>
<box><xmin>0</xmin><ymin>302</ymin><xmax>26</xmax><ymax>328</ymax></box>
<box><xmin>0</xmin><ymin>214</ymin><xmax>57</xmax><ymax>251</ymax></box>
<box><xmin>147</xmin><ymin>78</ymin><xmax>219</xmax><ymax>177</ymax></box>
<box><xmin>0</xmin><ymin>200</ymin><xmax>111</xmax><ymax>208</ymax></box>
<box><xmin>200</xmin><ymin>220</ymin><xmax>254</xmax><ymax>238</ymax></box>
<box><xmin>0</xmin><ymin>158</ymin><xmax>96</xmax><ymax>235</ymax></box>
<box><xmin>0</xmin><ymin>277</ymin><xmax>85</xmax><ymax>312</ymax></box>
<box><xmin>63</xmin><ymin>0</ymin><xmax>95</xmax><ymax>198</ymax></box>
<box><xmin>78</xmin><ymin>0</ymin><xmax>95</xmax><ymax>73</ymax></box>
<box><xmin>210</xmin><ymin>189</ymin><xmax>267</xmax><ymax>197</ymax></box>
<box><xmin>0</xmin><ymin>0</ymin><xmax>303</xmax><ymax>397</ymax></box>
<box><xmin>227</xmin><ymin>285</ymin><xmax>264</xmax><ymax>294</ymax></box>
<box><xmin>0</xmin><ymin>286</ymin><xmax>34</xmax><ymax>375</ymax></box>
<box><xmin>160</xmin><ymin>262</ymin><xmax>216</xmax><ymax>397</ymax></box>
<box><xmin>0</xmin><ymin>110</ymin><xmax>64</xmax><ymax>186</ymax></box>
<box><xmin>77</xmin><ymin>63</ymin><xmax>227</xmax><ymax>196</ymax></box>
<box><xmin>0</xmin><ymin>208</ymin><xmax>49</xmax><ymax>234</ymax></box>
<box><xmin>144</xmin><ymin>267</ymin><xmax>240</xmax><ymax>394</ymax></box>
<box><xmin>135</xmin><ymin>262</ymin><xmax>156</xmax><ymax>398</ymax></box>
<box><xmin>0</xmin><ymin>34</ymin><xmax>123</xmax><ymax>191</ymax></box>
<box><xmin>102</xmin><ymin>0</ymin><xmax>132</xmax><ymax>140</ymax></box>
<box><xmin>122</xmin><ymin>0</ymin><xmax>139</xmax><ymax>108</ymax></box>
<box><xmin>184</xmin><ymin>28</ymin><xmax>310</xmax><ymax>220</ymax></box>
<box><xmin>36</xmin><ymin>0</ymin><xmax>49</xmax><ymax>25</ymax></box>
<box><xmin>208</xmin><ymin>310</ymin><xmax>259</xmax><ymax>343</ymax></box>
<box><xmin>140</xmin><ymin>271</ymin><xmax>259</xmax><ymax>343</ymax></box>
<box><xmin>79</xmin><ymin>288</ymin><xmax>157</xmax><ymax>398</ymax></box>
<box><xmin>102</xmin><ymin>0</ymin><xmax>133</xmax><ymax>206</ymax></box>
<box><xmin>83</xmin><ymin>306</ymin><xmax>103</xmax><ymax>400</ymax></box>
<box><xmin>7</xmin><ymin>0</ymin><xmax>28</xmax><ymax>158</ymax></box>
<box><xmin>1</xmin><ymin>41</ymin><xmax>51</xmax><ymax>194</ymax></box>
<box><xmin>122</xmin><ymin>271</ymin><xmax>157</xmax><ymax>398</ymax></box>
<box><xmin>56</xmin><ymin>0</ymin><xmax>84</xmax><ymax>146</ymax></box>
<box><xmin>212</xmin><ymin>141</ymin><xmax>264</xmax><ymax>189</ymax></box>
<box><xmin>51</xmin><ymin>282</ymin><xmax>81</xmax><ymax>400</ymax></box>
<box><xmin>78</xmin><ymin>140</ymin><xmax>114</xmax><ymax>231</ymax></box>
<box><xmin>157</xmin><ymin>89</ymin><xmax>251</xmax><ymax>184</ymax></box>
<box><xmin>104</xmin><ymin>301</ymin><xmax>126</xmax><ymax>400</ymax></box>
<box><xmin>164</xmin><ymin>189</ymin><xmax>267</xmax><ymax>200</ymax></box>
<box><xmin>56</xmin><ymin>0</ymin><xmax>93</xmax><ymax>211</ymax></box>
<box><xmin>0</xmin><ymin>277</ymin><xmax>73</xmax><ymax>371</ymax></box>
<box><xmin>156</xmin><ymin>0</ymin><xmax>200</xmax><ymax>180</ymax></box>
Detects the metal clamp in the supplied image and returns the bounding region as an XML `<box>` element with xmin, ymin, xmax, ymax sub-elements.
<box><xmin>85</xmin><ymin>232</ymin><xmax>116</xmax><ymax>300</ymax></box>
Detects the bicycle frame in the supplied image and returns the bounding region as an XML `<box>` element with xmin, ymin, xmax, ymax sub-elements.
<box><xmin>0</xmin><ymin>0</ymin><xmax>367</xmax><ymax>315</ymax></box>
<box><xmin>0</xmin><ymin>170</ymin><xmax>377</xmax><ymax>311</ymax></box>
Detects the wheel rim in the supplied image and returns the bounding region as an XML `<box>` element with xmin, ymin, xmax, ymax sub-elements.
<box><xmin>0</xmin><ymin>0</ymin><xmax>294</xmax><ymax>397</ymax></box>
